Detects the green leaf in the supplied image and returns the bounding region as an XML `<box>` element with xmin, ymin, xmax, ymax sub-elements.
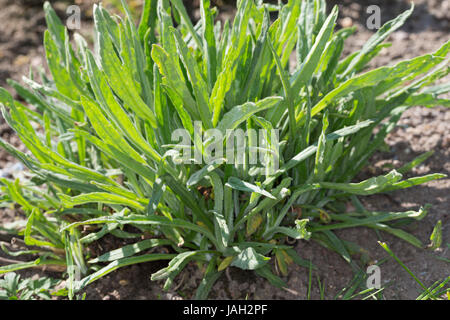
<box><xmin>383</xmin><ymin>174</ymin><xmax>447</xmax><ymax>192</ymax></box>
<box><xmin>0</xmin><ymin>259</ymin><xmax>41</xmax><ymax>275</ymax></box>
<box><xmin>274</xmin><ymin>219</ymin><xmax>311</xmax><ymax>240</ymax></box>
<box><xmin>319</xmin><ymin>170</ymin><xmax>403</xmax><ymax>195</ymax></box>
<box><xmin>311</xmin><ymin>206</ymin><xmax>429</xmax><ymax>232</ymax></box>
<box><xmin>89</xmin><ymin>239</ymin><xmax>172</xmax><ymax>263</ymax></box>
<box><xmin>216</xmin><ymin>96</ymin><xmax>282</xmax><ymax>135</ymax></box>
<box><xmin>169</xmin><ymin>0</ymin><xmax>202</xmax><ymax>48</ymax></box>
<box><xmin>285</xmin><ymin>248</ymin><xmax>315</xmax><ymax>269</ymax></box>
<box><xmin>226</xmin><ymin>177</ymin><xmax>276</xmax><ymax>199</ymax></box>
<box><xmin>246</xmin><ymin>213</ymin><xmax>263</xmax><ymax>237</ymax></box>
<box><xmin>171</xmin><ymin>27</ymin><xmax>213</xmax><ymax>129</ymax></box>
<box><xmin>429</xmin><ymin>220</ymin><xmax>442</xmax><ymax>250</ymax></box>
<box><xmin>76</xmin><ymin>253</ymin><xmax>175</xmax><ymax>290</ymax></box>
<box><xmin>309</xmin><ymin>52</ymin><xmax>442</xmax><ymax>120</ymax></box>
<box><xmin>340</xmin><ymin>4</ymin><xmax>414</xmax><ymax>78</ymax></box>
<box><xmin>59</xmin><ymin>192</ymin><xmax>146</xmax><ymax>211</ymax></box>
<box><xmin>397</xmin><ymin>151</ymin><xmax>434</xmax><ymax>175</ymax></box>
<box><xmin>187</xmin><ymin>162</ymin><xmax>224</xmax><ymax>187</ymax></box>
<box><xmin>151</xmin><ymin>44</ymin><xmax>200</xmax><ymax>120</ymax></box>
<box><xmin>147</xmin><ymin>178</ymin><xmax>165</xmax><ymax>216</ymax></box>
<box><xmin>138</xmin><ymin>0</ymin><xmax>157</xmax><ymax>42</ymax></box>
<box><xmin>60</xmin><ymin>214</ymin><xmax>216</xmax><ymax>244</ymax></box>
<box><xmin>212</xmin><ymin>210</ymin><xmax>230</xmax><ymax>250</ymax></box>
<box><xmin>94</xmin><ymin>5</ymin><xmax>157</xmax><ymax>126</ymax></box>
<box><xmin>254</xmin><ymin>265</ymin><xmax>286</xmax><ymax>288</ymax></box>
<box><xmin>195</xmin><ymin>258</ymin><xmax>223</xmax><ymax>300</ymax></box>
<box><xmin>265</xmin><ymin>120</ymin><xmax>374</xmax><ymax>186</ymax></box>
<box><xmin>84</xmin><ymin>51</ymin><xmax>161</xmax><ymax>163</ymax></box>
<box><xmin>292</xmin><ymin>5</ymin><xmax>338</xmax><ymax>93</ymax></box>
<box><xmin>151</xmin><ymin>251</ymin><xmax>200</xmax><ymax>281</ymax></box>
<box><xmin>378</xmin><ymin>241</ymin><xmax>429</xmax><ymax>293</ymax></box>
<box><xmin>230</xmin><ymin>247</ymin><xmax>270</xmax><ymax>270</ymax></box>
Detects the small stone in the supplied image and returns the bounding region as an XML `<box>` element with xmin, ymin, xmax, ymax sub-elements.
<box><xmin>119</xmin><ymin>279</ymin><xmax>129</xmax><ymax>286</ymax></box>
<box><xmin>341</xmin><ymin>17</ymin><xmax>353</xmax><ymax>28</ymax></box>
<box><xmin>110</xmin><ymin>290</ymin><xmax>120</xmax><ymax>299</ymax></box>
<box><xmin>13</xmin><ymin>55</ymin><xmax>30</xmax><ymax>67</ymax></box>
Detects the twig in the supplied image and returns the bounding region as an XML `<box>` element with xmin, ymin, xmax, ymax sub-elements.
<box><xmin>172</xmin><ymin>272</ymin><xmax>187</xmax><ymax>291</ymax></box>
<box><xmin>0</xmin><ymin>256</ymin><xmax>24</xmax><ymax>265</ymax></box>
<box><xmin>0</xmin><ymin>256</ymin><xmax>66</xmax><ymax>273</ymax></box>
<box><xmin>282</xmin><ymin>287</ymin><xmax>300</xmax><ymax>296</ymax></box>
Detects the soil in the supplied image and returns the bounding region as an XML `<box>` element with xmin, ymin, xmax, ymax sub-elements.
<box><xmin>0</xmin><ymin>0</ymin><xmax>449</xmax><ymax>300</ymax></box>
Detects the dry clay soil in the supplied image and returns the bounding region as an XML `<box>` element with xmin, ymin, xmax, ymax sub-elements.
<box><xmin>0</xmin><ymin>0</ymin><xmax>449</xmax><ymax>300</ymax></box>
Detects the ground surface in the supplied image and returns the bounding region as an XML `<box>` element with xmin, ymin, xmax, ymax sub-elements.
<box><xmin>0</xmin><ymin>0</ymin><xmax>449</xmax><ymax>300</ymax></box>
